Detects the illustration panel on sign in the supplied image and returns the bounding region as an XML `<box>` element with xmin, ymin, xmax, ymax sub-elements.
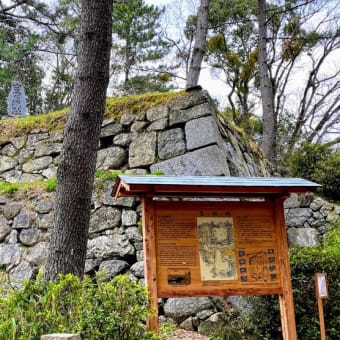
<box><xmin>198</xmin><ymin>217</ymin><xmax>237</xmax><ymax>281</ymax></box>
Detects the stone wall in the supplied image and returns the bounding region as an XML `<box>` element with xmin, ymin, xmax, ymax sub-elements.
<box><xmin>0</xmin><ymin>89</ymin><xmax>339</xmax><ymax>331</ymax></box>
<box><xmin>0</xmin><ymin>90</ymin><xmax>271</xmax><ymax>182</ymax></box>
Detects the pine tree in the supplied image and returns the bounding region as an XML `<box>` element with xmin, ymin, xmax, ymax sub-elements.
<box><xmin>111</xmin><ymin>0</ymin><xmax>169</xmax><ymax>93</ymax></box>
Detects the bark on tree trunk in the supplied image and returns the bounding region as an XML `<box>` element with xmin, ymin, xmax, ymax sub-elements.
<box><xmin>44</xmin><ymin>0</ymin><xmax>113</xmax><ymax>280</ymax></box>
<box><xmin>258</xmin><ymin>0</ymin><xmax>277</xmax><ymax>167</ymax></box>
<box><xmin>186</xmin><ymin>0</ymin><xmax>209</xmax><ymax>89</ymax></box>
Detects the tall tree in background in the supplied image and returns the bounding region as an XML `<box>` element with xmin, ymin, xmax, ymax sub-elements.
<box><xmin>186</xmin><ymin>0</ymin><xmax>209</xmax><ymax>88</ymax></box>
<box><xmin>111</xmin><ymin>0</ymin><xmax>170</xmax><ymax>94</ymax></box>
<box><xmin>44</xmin><ymin>0</ymin><xmax>113</xmax><ymax>280</ymax></box>
<box><xmin>257</xmin><ymin>0</ymin><xmax>276</xmax><ymax>165</ymax></box>
<box><xmin>206</xmin><ymin>0</ymin><xmax>258</xmax><ymax>132</ymax></box>
<box><xmin>205</xmin><ymin>0</ymin><xmax>339</xmax><ymax>169</ymax></box>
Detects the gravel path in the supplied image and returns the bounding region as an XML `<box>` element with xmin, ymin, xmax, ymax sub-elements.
<box><xmin>165</xmin><ymin>329</ymin><xmax>210</xmax><ymax>339</ymax></box>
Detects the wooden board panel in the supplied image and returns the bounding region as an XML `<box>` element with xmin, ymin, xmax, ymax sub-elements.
<box><xmin>154</xmin><ymin>201</ymin><xmax>283</xmax><ymax>297</ymax></box>
<box><xmin>142</xmin><ymin>196</ymin><xmax>158</xmax><ymax>331</ymax></box>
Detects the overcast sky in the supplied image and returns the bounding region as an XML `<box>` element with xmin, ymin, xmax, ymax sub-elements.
<box><xmin>145</xmin><ymin>0</ymin><xmax>174</xmax><ymax>5</ymax></box>
<box><xmin>144</xmin><ymin>0</ymin><xmax>227</xmax><ymax>107</ymax></box>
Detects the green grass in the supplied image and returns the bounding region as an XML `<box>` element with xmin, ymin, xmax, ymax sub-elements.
<box><xmin>0</xmin><ymin>171</ymin><xmax>123</xmax><ymax>196</ymax></box>
<box><xmin>0</xmin><ymin>179</ymin><xmax>57</xmax><ymax>196</ymax></box>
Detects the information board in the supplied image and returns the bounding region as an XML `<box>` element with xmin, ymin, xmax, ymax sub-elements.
<box><xmin>155</xmin><ymin>200</ymin><xmax>282</xmax><ymax>297</ymax></box>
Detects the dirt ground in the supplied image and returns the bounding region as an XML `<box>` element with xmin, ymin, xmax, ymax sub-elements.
<box><xmin>165</xmin><ymin>329</ymin><xmax>210</xmax><ymax>339</ymax></box>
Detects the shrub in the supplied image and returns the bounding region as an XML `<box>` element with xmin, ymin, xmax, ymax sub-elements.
<box><xmin>289</xmin><ymin>143</ymin><xmax>340</xmax><ymax>200</ymax></box>
<box><xmin>313</xmin><ymin>150</ymin><xmax>340</xmax><ymax>200</ymax></box>
<box><xmin>289</xmin><ymin>143</ymin><xmax>331</xmax><ymax>181</ymax></box>
<box><xmin>0</xmin><ymin>273</ymin><xmax>159</xmax><ymax>340</ymax></box>
<box><xmin>245</xmin><ymin>221</ymin><xmax>340</xmax><ymax>339</ymax></box>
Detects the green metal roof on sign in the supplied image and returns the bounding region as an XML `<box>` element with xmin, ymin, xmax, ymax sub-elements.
<box><xmin>112</xmin><ymin>175</ymin><xmax>320</xmax><ymax>198</ymax></box>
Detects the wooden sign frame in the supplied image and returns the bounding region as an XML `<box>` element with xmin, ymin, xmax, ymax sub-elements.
<box><xmin>113</xmin><ymin>175</ymin><xmax>320</xmax><ymax>340</ymax></box>
<box><xmin>142</xmin><ymin>197</ymin><xmax>296</xmax><ymax>339</ymax></box>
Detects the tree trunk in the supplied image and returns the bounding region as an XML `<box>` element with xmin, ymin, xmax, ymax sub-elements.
<box><xmin>186</xmin><ymin>0</ymin><xmax>209</xmax><ymax>89</ymax></box>
<box><xmin>258</xmin><ymin>0</ymin><xmax>276</xmax><ymax>167</ymax></box>
<box><xmin>44</xmin><ymin>0</ymin><xmax>113</xmax><ymax>280</ymax></box>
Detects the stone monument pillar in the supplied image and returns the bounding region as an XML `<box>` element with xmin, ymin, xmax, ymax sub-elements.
<box><xmin>7</xmin><ymin>81</ymin><xmax>27</xmax><ymax>117</ymax></box>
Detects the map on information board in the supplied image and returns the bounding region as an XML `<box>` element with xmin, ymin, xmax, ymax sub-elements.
<box><xmin>198</xmin><ymin>217</ymin><xmax>237</xmax><ymax>281</ymax></box>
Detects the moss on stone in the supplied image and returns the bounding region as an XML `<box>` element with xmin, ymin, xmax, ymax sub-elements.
<box><xmin>0</xmin><ymin>91</ymin><xmax>186</xmax><ymax>145</ymax></box>
<box><xmin>105</xmin><ymin>91</ymin><xmax>185</xmax><ymax>120</ymax></box>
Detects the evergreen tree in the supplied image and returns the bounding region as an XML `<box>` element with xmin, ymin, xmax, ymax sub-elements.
<box><xmin>206</xmin><ymin>0</ymin><xmax>258</xmax><ymax>133</ymax></box>
<box><xmin>44</xmin><ymin>0</ymin><xmax>113</xmax><ymax>279</ymax></box>
<box><xmin>111</xmin><ymin>0</ymin><xmax>170</xmax><ymax>94</ymax></box>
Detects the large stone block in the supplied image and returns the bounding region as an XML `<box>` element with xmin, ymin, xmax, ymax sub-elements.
<box><xmin>158</xmin><ymin>128</ymin><xmax>185</xmax><ymax>160</ymax></box>
<box><xmin>19</xmin><ymin>228</ymin><xmax>41</xmax><ymax>246</ymax></box>
<box><xmin>146</xmin><ymin>105</ymin><xmax>168</xmax><ymax>121</ymax></box>
<box><xmin>9</xmin><ymin>261</ymin><xmax>33</xmax><ymax>288</ymax></box>
<box><xmin>89</xmin><ymin>207</ymin><xmax>121</xmax><ymax>233</ymax></box>
<box><xmin>22</xmin><ymin>156</ymin><xmax>53</xmax><ymax>173</ymax></box>
<box><xmin>96</xmin><ymin>147</ymin><xmax>127</xmax><ymax>170</ymax></box>
<box><xmin>122</xmin><ymin>209</ymin><xmax>138</xmax><ymax>226</ymax></box>
<box><xmin>87</xmin><ymin>235</ymin><xmax>135</xmax><ymax>259</ymax></box>
<box><xmin>169</xmin><ymin>102</ymin><xmax>213</xmax><ymax>126</ymax></box>
<box><xmin>128</xmin><ymin>132</ymin><xmax>157</xmax><ymax>168</ymax></box>
<box><xmin>164</xmin><ymin>297</ymin><xmax>213</xmax><ymax>324</ymax></box>
<box><xmin>26</xmin><ymin>133</ymin><xmax>49</xmax><ymax>148</ymax></box>
<box><xmin>113</xmin><ymin>132</ymin><xmax>138</xmax><ymax>147</ymax></box>
<box><xmin>146</xmin><ymin>118</ymin><xmax>168</xmax><ymax>131</ymax></box>
<box><xmin>0</xmin><ymin>155</ymin><xmax>17</xmax><ymax>172</ymax></box>
<box><xmin>98</xmin><ymin>259</ymin><xmax>129</xmax><ymax>281</ymax></box>
<box><xmin>100</xmin><ymin>121</ymin><xmax>122</xmax><ymax>138</ymax></box>
<box><xmin>285</xmin><ymin>208</ymin><xmax>313</xmax><ymax>227</ymax></box>
<box><xmin>34</xmin><ymin>142</ymin><xmax>62</xmax><ymax>157</ymax></box>
<box><xmin>0</xmin><ymin>243</ymin><xmax>22</xmax><ymax>266</ymax></box>
<box><xmin>169</xmin><ymin>90</ymin><xmax>208</xmax><ymax>111</ymax></box>
<box><xmin>26</xmin><ymin>242</ymin><xmax>49</xmax><ymax>267</ymax></box>
<box><xmin>1</xmin><ymin>142</ymin><xmax>17</xmax><ymax>157</ymax></box>
<box><xmin>10</xmin><ymin>136</ymin><xmax>27</xmax><ymax>149</ymax></box>
<box><xmin>185</xmin><ymin>116</ymin><xmax>223</xmax><ymax>150</ymax></box>
<box><xmin>13</xmin><ymin>211</ymin><xmax>36</xmax><ymax>229</ymax></box>
<box><xmin>287</xmin><ymin>227</ymin><xmax>320</xmax><ymax>247</ymax></box>
<box><xmin>150</xmin><ymin>145</ymin><xmax>229</xmax><ymax>176</ymax></box>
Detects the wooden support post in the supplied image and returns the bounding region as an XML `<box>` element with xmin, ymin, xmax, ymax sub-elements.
<box><xmin>142</xmin><ymin>195</ymin><xmax>159</xmax><ymax>331</ymax></box>
<box><xmin>317</xmin><ymin>297</ymin><xmax>326</xmax><ymax>340</ymax></box>
<box><xmin>275</xmin><ymin>197</ymin><xmax>297</xmax><ymax>340</ymax></box>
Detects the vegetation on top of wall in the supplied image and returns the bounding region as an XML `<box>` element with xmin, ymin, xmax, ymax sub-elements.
<box><xmin>0</xmin><ymin>171</ymin><xmax>121</xmax><ymax>196</ymax></box>
<box><xmin>0</xmin><ymin>109</ymin><xmax>68</xmax><ymax>145</ymax></box>
<box><xmin>105</xmin><ymin>91</ymin><xmax>185</xmax><ymax>120</ymax></box>
<box><xmin>0</xmin><ymin>91</ymin><xmax>186</xmax><ymax>145</ymax></box>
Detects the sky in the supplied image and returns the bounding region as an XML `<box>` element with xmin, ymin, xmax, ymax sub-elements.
<box><xmin>145</xmin><ymin>0</ymin><xmax>228</xmax><ymax>107</ymax></box>
<box><xmin>145</xmin><ymin>0</ymin><xmax>174</xmax><ymax>5</ymax></box>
